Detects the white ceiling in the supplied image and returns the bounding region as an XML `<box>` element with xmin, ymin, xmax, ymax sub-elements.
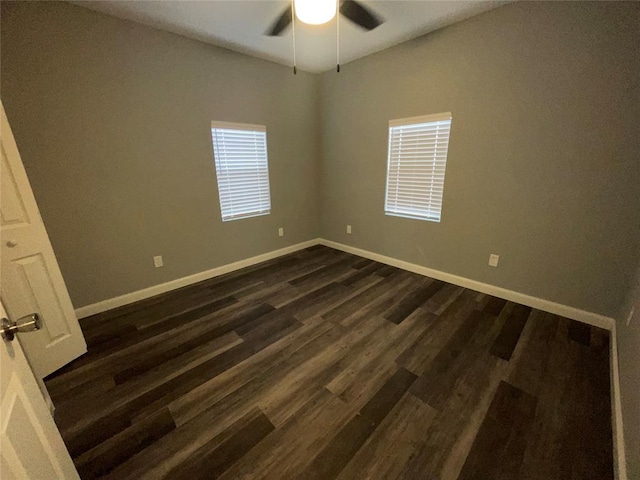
<box><xmin>72</xmin><ymin>1</ymin><xmax>507</xmax><ymax>73</ymax></box>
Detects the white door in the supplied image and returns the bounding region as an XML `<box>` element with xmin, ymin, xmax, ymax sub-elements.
<box><xmin>0</xmin><ymin>104</ymin><xmax>86</xmax><ymax>378</ymax></box>
<box><xmin>0</xmin><ymin>301</ymin><xmax>80</xmax><ymax>480</ymax></box>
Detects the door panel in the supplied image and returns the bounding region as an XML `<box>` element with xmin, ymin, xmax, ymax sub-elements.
<box><xmin>0</xmin><ymin>147</ymin><xmax>31</xmax><ymax>225</ymax></box>
<box><xmin>13</xmin><ymin>253</ymin><xmax>71</xmax><ymax>342</ymax></box>
<box><xmin>0</xmin><ymin>104</ymin><xmax>86</xmax><ymax>377</ymax></box>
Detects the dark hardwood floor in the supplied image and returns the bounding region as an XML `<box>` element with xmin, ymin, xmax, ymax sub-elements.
<box><xmin>45</xmin><ymin>245</ymin><xmax>614</xmax><ymax>480</ymax></box>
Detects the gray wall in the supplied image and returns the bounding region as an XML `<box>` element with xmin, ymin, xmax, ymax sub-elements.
<box><xmin>618</xmin><ymin>265</ymin><xmax>640</xmax><ymax>477</ymax></box>
<box><xmin>319</xmin><ymin>1</ymin><xmax>640</xmax><ymax>317</ymax></box>
<box><xmin>2</xmin><ymin>1</ymin><xmax>639</xmax><ymax>319</ymax></box>
<box><xmin>1</xmin><ymin>2</ymin><xmax>321</xmax><ymax>308</ymax></box>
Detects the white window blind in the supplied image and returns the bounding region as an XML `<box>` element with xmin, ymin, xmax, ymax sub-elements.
<box><xmin>385</xmin><ymin>112</ymin><xmax>452</xmax><ymax>222</ymax></box>
<box><xmin>211</xmin><ymin>121</ymin><xmax>271</xmax><ymax>222</ymax></box>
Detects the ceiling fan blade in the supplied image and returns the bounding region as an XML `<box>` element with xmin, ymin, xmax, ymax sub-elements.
<box><xmin>340</xmin><ymin>0</ymin><xmax>384</xmax><ymax>31</ymax></box>
<box><xmin>266</xmin><ymin>6</ymin><xmax>292</xmax><ymax>36</ymax></box>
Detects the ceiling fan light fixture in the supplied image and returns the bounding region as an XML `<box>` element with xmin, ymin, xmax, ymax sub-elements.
<box><xmin>294</xmin><ymin>0</ymin><xmax>337</xmax><ymax>25</ymax></box>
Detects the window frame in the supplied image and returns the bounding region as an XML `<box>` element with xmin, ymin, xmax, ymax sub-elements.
<box><xmin>210</xmin><ymin>120</ymin><xmax>272</xmax><ymax>222</ymax></box>
<box><xmin>384</xmin><ymin>112</ymin><xmax>452</xmax><ymax>223</ymax></box>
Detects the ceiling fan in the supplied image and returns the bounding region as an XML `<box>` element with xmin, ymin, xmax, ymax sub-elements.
<box><xmin>266</xmin><ymin>0</ymin><xmax>385</xmax><ymax>74</ymax></box>
<box><xmin>266</xmin><ymin>0</ymin><xmax>385</xmax><ymax>36</ymax></box>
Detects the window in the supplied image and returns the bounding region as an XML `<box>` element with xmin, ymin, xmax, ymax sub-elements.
<box><xmin>211</xmin><ymin>121</ymin><xmax>271</xmax><ymax>221</ymax></box>
<box><xmin>385</xmin><ymin>112</ymin><xmax>452</xmax><ymax>222</ymax></box>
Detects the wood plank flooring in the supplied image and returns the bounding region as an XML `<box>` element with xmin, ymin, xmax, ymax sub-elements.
<box><xmin>45</xmin><ymin>245</ymin><xmax>614</xmax><ymax>480</ymax></box>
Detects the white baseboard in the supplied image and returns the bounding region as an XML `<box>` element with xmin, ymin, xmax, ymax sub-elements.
<box><xmin>78</xmin><ymin>236</ymin><xmax>616</xmax><ymax>329</ymax></box>
<box><xmin>75</xmin><ymin>238</ymin><xmax>322</xmax><ymax>318</ymax></box>
<box><xmin>318</xmin><ymin>239</ymin><xmax>615</xmax><ymax>331</ymax></box>
<box><xmin>610</xmin><ymin>322</ymin><xmax>628</xmax><ymax>480</ymax></box>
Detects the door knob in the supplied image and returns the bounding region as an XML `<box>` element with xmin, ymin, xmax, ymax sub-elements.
<box><xmin>1</xmin><ymin>314</ymin><xmax>41</xmax><ymax>342</ymax></box>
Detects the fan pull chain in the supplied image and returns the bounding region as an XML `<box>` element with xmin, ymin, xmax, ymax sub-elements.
<box><xmin>336</xmin><ymin>0</ymin><xmax>340</xmax><ymax>73</ymax></box>
<box><xmin>291</xmin><ymin>0</ymin><xmax>297</xmax><ymax>75</ymax></box>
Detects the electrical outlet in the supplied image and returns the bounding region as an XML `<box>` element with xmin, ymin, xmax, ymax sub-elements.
<box><xmin>488</xmin><ymin>254</ymin><xmax>499</xmax><ymax>267</ymax></box>
<box><xmin>278</xmin><ymin>227</ymin><xmax>284</xmax><ymax>237</ymax></box>
<box><xmin>153</xmin><ymin>255</ymin><xmax>163</xmax><ymax>268</ymax></box>
<box><xmin>627</xmin><ymin>307</ymin><xmax>635</xmax><ymax>326</ymax></box>
<box><xmin>347</xmin><ymin>225</ymin><xmax>352</xmax><ymax>234</ymax></box>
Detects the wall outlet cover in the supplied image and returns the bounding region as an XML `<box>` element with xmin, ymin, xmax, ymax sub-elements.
<box><xmin>488</xmin><ymin>254</ymin><xmax>499</xmax><ymax>267</ymax></box>
<box><xmin>347</xmin><ymin>225</ymin><xmax>352</xmax><ymax>234</ymax></box>
<box><xmin>278</xmin><ymin>227</ymin><xmax>284</xmax><ymax>237</ymax></box>
<box><xmin>153</xmin><ymin>255</ymin><xmax>163</xmax><ymax>268</ymax></box>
